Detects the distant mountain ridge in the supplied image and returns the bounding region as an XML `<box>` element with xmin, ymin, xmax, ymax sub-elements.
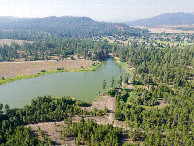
<box><xmin>0</xmin><ymin>16</ymin><xmax>94</xmax><ymax>28</ymax></box>
<box><xmin>126</xmin><ymin>12</ymin><xmax>194</xmax><ymax>26</ymax></box>
<box><xmin>0</xmin><ymin>16</ymin><xmax>147</xmax><ymax>38</ymax></box>
<box><xmin>0</xmin><ymin>16</ymin><xmax>19</xmax><ymax>24</ymax></box>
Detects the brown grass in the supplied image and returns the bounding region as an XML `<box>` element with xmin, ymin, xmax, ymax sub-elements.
<box><xmin>148</xmin><ymin>28</ymin><xmax>194</xmax><ymax>33</ymax></box>
<box><xmin>80</xmin><ymin>95</ymin><xmax>117</xmax><ymax>125</ymax></box>
<box><xmin>0</xmin><ymin>59</ymin><xmax>95</xmax><ymax>79</ymax></box>
<box><xmin>0</xmin><ymin>39</ymin><xmax>33</xmax><ymax>46</ymax></box>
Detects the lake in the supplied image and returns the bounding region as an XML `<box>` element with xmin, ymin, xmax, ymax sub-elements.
<box><xmin>0</xmin><ymin>58</ymin><xmax>126</xmax><ymax>108</ymax></box>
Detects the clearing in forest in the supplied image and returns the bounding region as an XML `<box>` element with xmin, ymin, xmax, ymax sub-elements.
<box><xmin>0</xmin><ymin>39</ymin><xmax>33</xmax><ymax>46</ymax></box>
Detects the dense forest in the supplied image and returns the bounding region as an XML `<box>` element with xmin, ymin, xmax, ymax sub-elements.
<box><xmin>113</xmin><ymin>84</ymin><xmax>193</xmax><ymax>145</ymax></box>
<box><xmin>60</xmin><ymin>118</ymin><xmax>123</xmax><ymax>145</ymax></box>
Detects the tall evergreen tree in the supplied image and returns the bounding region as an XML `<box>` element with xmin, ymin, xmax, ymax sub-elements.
<box><xmin>101</xmin><ymin>80</ymin><xmax>106</xmax><ymax>89</ymax></box>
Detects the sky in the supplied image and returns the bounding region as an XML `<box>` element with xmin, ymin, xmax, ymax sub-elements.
<box><xmin>0</xmin><ymin>0</ymin><xmax>193</xmax><ymax>22</ymax></box>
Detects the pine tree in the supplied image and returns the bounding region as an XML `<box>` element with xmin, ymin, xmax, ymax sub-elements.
<box><xmin>101</xmin><ymin>80</ymin><xmax>106</xmax><ymax>89</ymax></box>
<box><xmin>118</xmin><ymin>74</ymin><xmax>123</xmax><ymax>87</ymax></box>
<box><xmin>110</xmin><ymin>76</ymin><xmax>115</xmax><ymax>88</ymax></box>
<box><xmin>124</xmin><ymin>74</ymin><xmax>129</xmax><ymax>84</ymax></box>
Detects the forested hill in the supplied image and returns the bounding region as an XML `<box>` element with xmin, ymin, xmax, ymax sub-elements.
<box><xmin>0</xmin><ymin>16</ymin><xmax>94</xmax><ymax>29</ymax></box>
<box><xmin>0</xmin><ymin>16</ymin><xmax>19</xmax><ymax>24</ymax></box>
<box><xmin>0</xmin><ymin>16</ymin><xmax>147</xmax><ymax>39</ymax></box>
<box><xmin>126</xmin><ymin>12</ymin><xmax>194</xmax><ymax>26</ymax></box>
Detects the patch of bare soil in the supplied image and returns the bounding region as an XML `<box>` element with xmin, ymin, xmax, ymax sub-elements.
<box><xmin>27</xmin><ymin>121</ymin><xmax>65</xmax><ymax>145</ymax></box>
<box><xmin>0</xmin><ymin>59</ymin><xmax>95</xmax><ymax>79</ymax></box>
<box><xmin>157</xmin><ymin>100</ymin><xmax>168</xmax><ymax>109</ymax></box>
<box><xmin>187</xmin><ymin>66</ymin><xmax>193</xmax><ymax>70</ymax></box>
<box><xmin>27</xmin><ymin>121</ymin><xmax>78</xmax><ymax>146</ymax></box>
<box><xmin>125</xmin><ymin>82</ymin><xmax>135</xmax><ymax>90</ymax></box>
<box><xmin>0</xmin><ymin>39</ymin><xmax>33</xmax><ymax>46</ymax></box>
<box><xmin>127</xmin><ymin>64</ymin><xmax>135</xmax><ymax>71</ymax></box>
<box><xmin>76</xmin><ymin>95</ymin><xmax>121</xmax><ymax>126</ymax></box>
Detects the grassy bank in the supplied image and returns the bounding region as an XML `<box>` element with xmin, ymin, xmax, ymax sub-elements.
<box><xmin>114</xmin><ymin>57</ymin><xmax>133</xmax><ymax>77</ymax></box>
<box><xmin>0</xmin><ymin>62</ymin><xmax>102</xmax><ymax>86</ymax></box>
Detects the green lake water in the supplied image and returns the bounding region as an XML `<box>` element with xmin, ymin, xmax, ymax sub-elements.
<box><xmin>0</xmin><ymin>58</ymin><xmax>126</xmax><ymax>108</ymax></box>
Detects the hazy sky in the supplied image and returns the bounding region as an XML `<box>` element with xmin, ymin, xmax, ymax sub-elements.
<box><xmin>0</xmin><ymin>0</ymin><xmax>193</xmax><ymax>22</ymax></box>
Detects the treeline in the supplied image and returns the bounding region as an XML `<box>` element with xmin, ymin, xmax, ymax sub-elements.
<box><xmin>0</xmin><ymin>38</ymin><xmax>114</xmax><ymax>61</ymax></box>
<box><xmin>0</xmin><ymin>31</ymin><xmax>47</xmax><ymax>41</ymax></box>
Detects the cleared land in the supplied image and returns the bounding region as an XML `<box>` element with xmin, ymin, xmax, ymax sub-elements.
<box><xmin>0</xmin><ymin>39</ymin><xmax>33</xmax><ymax>46</ymax></box>
<box><xmin>26</xmin><ymin>95</ymin><xmax>125</xmax><ymax>145</ymax></box>
<box><xmin>131</xmin><ymin>25</ymin><xmax>194</xmax><ymax>33</ymax></box>
<box><xmin>148</xmin><ymin>28</ymin><xmax>194</xmax><ymax>33</ymax></box>
<box><xmin>0</xmin><ymin>59</ymin><xmax>95</xmax><ymax>79</ymax></box>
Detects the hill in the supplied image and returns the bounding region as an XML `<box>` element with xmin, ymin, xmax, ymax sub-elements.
<box><xmin>0</xmin><ymin>16</ymin><xmax>147</xmax><ymax>39</ymax></box>
<box><xmin>0</xmin><ymin>16</ymin><xmax>19</xmax><ymax>25</ymax></box>
<box><xmin>126</xmin><ymin>12</ymin><xmax>194</xmax><ymax>26</ymax></box>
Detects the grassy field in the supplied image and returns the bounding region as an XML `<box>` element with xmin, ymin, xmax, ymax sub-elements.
<box><xmin>0</xmin><ymin>60</ymin><xmax>101</xmax><ymax>85</ymax></box>
<box><xmin>102</xmin><ymin>37</ymin><xmax>129</xmax><ymax>44</ymax></box>
<box><xmin>155</xmin><ymin>40</ymin><xmax>194</xmax><ymax>46</ymax></box>
<box><xmin>148</xmin><ymin>28</ymin><xmax>194</xmax><ymax>34</ymax></box>
<box><xmin>0</xmin><ymin>39</ymin><xmax>33</xmax><ymax>46</ymax></box>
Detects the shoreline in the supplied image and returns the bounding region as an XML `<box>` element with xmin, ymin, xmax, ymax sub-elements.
<box><xmin>114</xmin><ymin>57</ymin><xmax>134</xmax><ymax>77</ymax></box>
<box><xmin>0</xmin><ymin>61</ymin><xmax>102</xmax><ymax>86</ymax></box>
